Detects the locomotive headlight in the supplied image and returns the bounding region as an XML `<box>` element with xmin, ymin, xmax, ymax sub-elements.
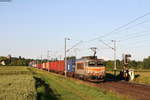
<box><xmin>102</xmin><ymin>71</ymin><xmax>105</xmax><ymax>75</ymax></box>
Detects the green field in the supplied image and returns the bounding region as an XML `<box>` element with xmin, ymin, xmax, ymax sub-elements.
<box><xmin>106</xmin><ymin>70</ymin><xmax>150</xmax><ymax>85</ymax></box>
<box><xmin>0</xmin><ymin>67</ymin><xmax>36</xmax><ymax>100</ymax></box>
<box><xmin>0</xmin><ymin>66</ymin><xmax>134</xmax><ymax>100</ymax></box>
<box><xmin>134</xmin><ymin>71</ymin><xmax>150</xmax><ymax>84</ymax></box>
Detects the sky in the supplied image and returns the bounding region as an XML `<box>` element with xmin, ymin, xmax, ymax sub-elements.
<box><xmin>0</xmin><ymin>0</ymin><xmax>150</xmax><ymax>61</ymax></box>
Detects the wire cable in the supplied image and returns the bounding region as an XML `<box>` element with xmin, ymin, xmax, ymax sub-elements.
<box><xmin>119</xmin><ymin>31</ymin><xmax>150</xmax><ymax>42</ymax></box>
<box><xmin>86</xmin><ymin>11</ymin><xmax>150</xmax><ymax>42</ymax></box>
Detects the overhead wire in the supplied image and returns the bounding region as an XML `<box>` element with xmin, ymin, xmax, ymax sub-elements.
<box><xmin>98</xmin><ymin>40</ymin><xmax>114</xmax><ymax>49</ymax></box>
<box><xmin>110</xmin><ymin>18</ymin><xmax>150</xmax><ymax>36</ymax></box>
<box><xmin>118</xmin><ymin>31</ymin><xmax>150</xmax><ymax>42</ymax></box>
<box><xmin>110</xmin><ymin>19</ymin><xmax>150</xmax><ymax>40</ymax></box>
<box><xmin>122</xmin><ymin>18</ymin><xmax>150</xmax><ymax>30</ymax></box>
<box><xmin>67</xmin><ymin>40</ymin><xmax>83</xmax><ymax>52</ymax></box>
<box><xmin>67</xmin><ymin>12</ymin><xmax>150</xmax><ymax>59</ymax></box>
<box><xmin>86</xmin><ymin>11</ymin><xmax>150</xmax><ymax>42</ymax></box>
<box><xmin>116</xmin><ymin>29</ymin><xmax>150</xmax><ymax>41</ymax></box>
<box><xmin>119</xmin><ymin>38</ymin><xmax>150</xmax><ymax>49</ymax></box>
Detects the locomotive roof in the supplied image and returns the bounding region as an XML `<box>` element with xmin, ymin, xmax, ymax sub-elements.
<box><xmin>76</xmin><ymin>56</ymin><xmax>104</xmax><ymax>62</ymax></box>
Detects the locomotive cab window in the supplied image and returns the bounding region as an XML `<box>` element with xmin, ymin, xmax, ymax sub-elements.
<box><xmin>97</xmin><ymin>61</ymin><xmax>103</xmax><ymax>66</ymax></box>
<box><xmin>88</xmin><ymin>61</ymin><xmax>96</xmax><ymax>66</ymax></box>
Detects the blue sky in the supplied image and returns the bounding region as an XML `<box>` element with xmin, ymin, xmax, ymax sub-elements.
<box><xmin>0</xmin><ymin>0</ymin><xmax>150</xmax><ymax>60</ymax></box>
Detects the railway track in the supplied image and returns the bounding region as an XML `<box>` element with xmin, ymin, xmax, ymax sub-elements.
<box><xmin>97</xmin><ymin>81</ymin><xmax>150</xmax><ymax>100</ymax></box>
<box><xmin>71</xmin><ymin>76</ymin><xmax>150</xmax><ymax>100</ymax></box>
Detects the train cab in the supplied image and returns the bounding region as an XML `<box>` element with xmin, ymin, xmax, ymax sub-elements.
<box><xmin>75</xmin><ymin>56</ymin><xmax>105</xmax><ymax>82</ymax></box>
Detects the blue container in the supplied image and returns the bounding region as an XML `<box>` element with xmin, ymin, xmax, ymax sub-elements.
<box><xmin>67</xmin><ymin>59</ymin><xmax>76</xmax><ymax>72</ymax></box>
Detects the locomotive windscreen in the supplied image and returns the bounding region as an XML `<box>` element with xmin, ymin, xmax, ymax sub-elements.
<box><xmin>97</xmin><ymin>61</ymin><xmax>104</xmax><ymax>66</ymax></box>
<box><xmin>88</xmin><ymin>61</ymin><xmax>104</xmax><ymax>67</ymax></box>
<box><xmin>88</xmin><ymin>61</ymin><xmax>96</xmax><ymax>66</ymax></box>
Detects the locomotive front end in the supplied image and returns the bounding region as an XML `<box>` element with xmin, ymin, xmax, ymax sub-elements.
<box><xmin>87</xmin><ymin>60</ymin><xmax>105</xmax><ymax>82</ymax></box>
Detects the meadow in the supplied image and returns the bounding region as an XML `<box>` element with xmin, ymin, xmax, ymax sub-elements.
<box><xmin>106</xmin><ymin>69</ymin><xmax>150</xmax><ymax>84</ymax></box>
<box><xmin>134</xmin><ymin>70</ymin><xmax>150</xmax><ymax>84</ymax></box>
<box><xmin>0</xmin><ymin>66</ymin><xmax>36</xmax><ymax>100</ymax></box>
<box><xmin>0</xmin><ymin>66</ymin><xmax>135</xmax><ymax>100</ymax></box>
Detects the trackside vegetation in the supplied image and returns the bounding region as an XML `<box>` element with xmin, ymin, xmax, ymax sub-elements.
<box><xmin>0</xmin><ymin>66</ymin><xmax>134</xmax><ymax>100</ymax></box>
<box><xmin>133</xmin><ymin>71</ymin><xmax>150</xmax><ymax>84</ymax></box>
<box><xmin>106</xmin><ymin>69</ymin><xmax>150</xmax><ymax>85</ymax></box>
<box><xmin>30</xmin><ymin>67</ymin><xmax>133</xmax><ymax>100</ymax></box>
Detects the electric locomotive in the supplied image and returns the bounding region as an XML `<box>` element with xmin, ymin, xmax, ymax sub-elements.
<box><xmin>75</xmin><ymin>56</ymin><xmax>105</xmax><ymax>82</ymax></box>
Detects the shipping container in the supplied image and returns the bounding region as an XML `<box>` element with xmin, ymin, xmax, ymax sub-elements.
<box><xmin>48</xmin><ymin>60</ymin><xmax>65</xmax><ymax>73</ymax></box>
<box><xmin>36</xmin><ymin>64</ymin><xmax>42</xmax><ymax>69</ymax></box>
<box><xmin>45</xmin><ymin>62</ymin><xmax>50</xmax><ymax>71</ymax></box>
<box><xmin>42</xmin><ymin>63</ymin><xmax>46</xmax><ymax>69</ymax></box>
<box><xmin>58</xmin><ymin>60</ymin><xmax>65</xmax><ymax>73</ymax></box>
<box><xmin>50</xmin><ymin>61</ymin><xmax>55</xmax><ymax>72</ymax></box>
<box><xmin>67</xmin><ymin>59</ymin><xmax>75</xmax><ymax>72</ymax></box>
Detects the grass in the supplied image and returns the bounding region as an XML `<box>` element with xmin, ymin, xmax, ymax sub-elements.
<box><xmin>0</xmin><ymin>66</ymin><xmax>31</xmax><ymax>75</ymax></box>
<box><xmin>0</xmin><ymin>66</ymin><xmax>134</xmax><ymax>100</ymax></box>
<box><xmin>0</xmin><ymin>66</ymin><xmax>36</xmax><ymax>100</ymax></box>
<box><xmin>134</xmin><ymin>71</ymin><xmax>150</xmax><ymax>84</ymax></box>
<box><xmin>30</xmin><ymin>67</ymin><xmax>133</xmax><ymax>100</ymax></box>
<box><xmin>134</xmin><ymin>69</ymin><xmax>150</xmax><ymax>85</ymax></box>
<box><xmin>106</xmin><ymin>69</ymin><xmax>150</xmax><ymax>85</ymax></box>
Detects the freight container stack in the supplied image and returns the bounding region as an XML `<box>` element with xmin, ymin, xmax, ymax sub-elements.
<box><xmin>32</xmin><ymin>56</ymin><xmax>105</xmax><ymax>82</ymax></box>
<box><xmin>50</xmin><ymin>61</ymin><xmax>55</xmax><ymax>72</ymax></box>
<box><xmin>36</xmin><ymin>64</ymin><xmax>42</xmax><ymax>69</ymax></box>
<box><xmin>42</xmin><ymin>63</ymin><xmax>46</xmax><ymax>69</ymax></box>
<box><xmin>67</xmin><ymin>59</ymin><xmax>75</xmax><ymax>77</ymax></box>
<box><xmin>57</xmin><ymin>60</ymin><xmax>65</xmax><ymax>74</ymax></box>
<box><xmin>45</xmin><ymin>62</ymin><xmax>50</xmax><ymax>71</ymax></box>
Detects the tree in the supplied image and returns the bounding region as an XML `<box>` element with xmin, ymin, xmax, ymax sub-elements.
<box><xmin>143</xmin><ymin>56</ymin><xmax>150</xmax><ymax>69</ymax></box>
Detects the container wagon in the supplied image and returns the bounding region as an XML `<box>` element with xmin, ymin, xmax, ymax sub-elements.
<box><xmin>67</xmin><ymin>59</ymin><xmax>76</xmax><ymax>77</ymax></box>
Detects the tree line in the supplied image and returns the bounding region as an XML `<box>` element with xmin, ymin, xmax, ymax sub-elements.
<box><xmin>0</xmin><ymin>56</ymin><xmax>33</xmax><ymax>66</ymax></box>
<box><xmin>1</xmin><ymin>55</ymin><xmax>150</xmax><ymax>69</ymax></box>
<box><xmin>105</xmin><ymin>56</ymin><xmax>150</xmax><ymax>69</ymax></box>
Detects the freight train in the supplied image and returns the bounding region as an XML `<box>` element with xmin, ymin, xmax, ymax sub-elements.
<box><xmin>32</xmin><ymin>56</ymin><xmax>105</xmax><ymax>82</ymax></box>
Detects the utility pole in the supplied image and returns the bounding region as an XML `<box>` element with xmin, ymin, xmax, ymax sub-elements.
<box><xmin>64</xmin><ymin>38</ymin><xmax>70</xmax><ymax>77</ymax></box>
<box><xmin>47</xmin><ymin>50</ymin><xmax>50</xmax><ymax>61</ymax></box>
<box><xmin>36</xmin><ymin>56</ymin><xmax>39</xmax><ymax>65</ymax></box>
<box><xmin>47</xmin><ymin>50</ymin><xmax>50</xmax><ymax>71</ymax></box>
<box><xmin>98</xmin><ymin>39</ymin><xmax>117</xmax><ymax>79</ymax></box>
<box><xmin>40</xmin><ymin>55</ymin><xmax>43</xmax><ymax>63</ymax></box>
<box><xmin>112</xmin><ymin>40</ymin><xmax>117</xmax><ymax>78</ymax></box>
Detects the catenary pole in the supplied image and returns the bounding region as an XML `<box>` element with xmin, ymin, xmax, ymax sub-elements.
<box><xmin>112</xmin><ymin>40</ymin><xmax>117</xmax><ymax>78</ymax></box>
<box><xmin>98</xmin><ymin>39</ymin><xmax>117</xmax><ymax>79</ymax></box>
<box><xmin>64</xmin><ymin>38</ymin><xmax>70</xmax><ymax>77</ymax></box>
